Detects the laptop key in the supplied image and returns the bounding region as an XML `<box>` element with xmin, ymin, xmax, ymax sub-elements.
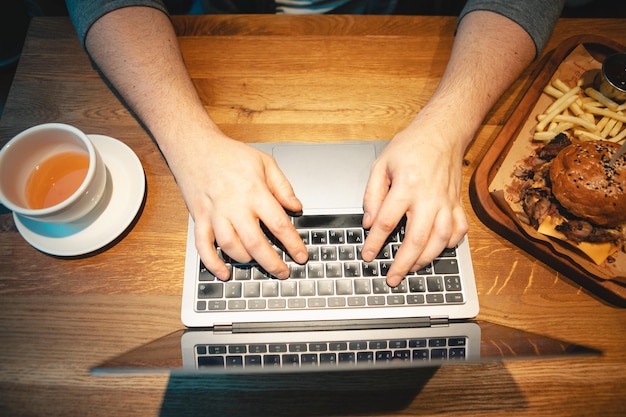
<box><xmin>328</xmin><ymin>297</ymin><xmax>346</xmax><ymax>307</ymax></box>
<box><xmin>362</xmin><ymin>261</ymin><xmax>379</xmax><ymax>277</ymax></box>
<box><xmin>268</xmin><ymin>299</ymin><xmax>286</xmax><ymax>309</ymax></box>
<box><xmin>336</xmin><ymin>279</ymin><xmax>353</xmax><ymax>295</ymax></box>
<box><xmin>444</xmin><ymin>276</ymin><xmax>463</xmax><ymax>291</ymax></box>
<box><xmin>228</xmin><ymin>300</ymin><xmax>246</xmax><ymax>310</ymax></box>
<box><xmin>208</xmin><ymin>300</ymin><xmax>226</xmax><ymax>310</ymax></box>
<box><xmin>262</xmin><ymin>281</ymin><xmax>279</xmax><ymax>297</ymax></box>
<box><xmin>244</xmin><ymin>282</ymin><xmax>260</xmax><ymax>298</ymax></box>
<box><xmin>372</xmin><ymin>278</ymin><xmax>389</xmax><ymax>294</ymax></box>
<box><xmin>427</xmin><ymin>276</ymin><xmax>444</xmax><ymax>292</ymax></box>
<box><xmin>226</xmin><ymin>356</ymin><xmax>243</xmax><ymax>367</ymax></box>
<box><xmin>308</xmin><ymin>298</ymin><xmax>326</xmax><ymax>308</ymax></box>
<box><xmin>433</xmin><ymin>258</ymin><xmax>459</xmax><ymax>274</ymax></box>
<box><xmin>387</xmin><ymin>295</ymin><xmax>405</xmax><ymax>305</ymax></box>
<box><xmin>426</xmin><ymin>294</ymin><xmax>444</xmax><ymax>304</ymax></box>
<box><xmin>264</xmin><ymin>355</ymin><xmax>281</xmax><ymax>367</ymax></box>
<box><xmin>407</xmin><ymin>294</ymin><xmax>425</xmax><ymax>304</ymax></box>
<box><xmin>280</xmin><ymin>281</ymin><xmax>298</xmax><ymax>297</ymax></box>
<box><xmin>317</xmin><ymin>280</ymin><xmax>334</xmax><ymax>296</ymax></box>
<box><xmin>198</xmin><ymin>283</ymin><xmax>223</xmax><ymax>299</ymax></box>
<box><xmin>248</xmin><ymin>299</ymin><xmax>267</xmax><ymax>309</ymax></box>
<box><xmin>269</xmin><ymin>344</ymin><xmax>288</xmax><ymax>353</ymax></box>
<box><xmin>347</xmin><ymin>296</ymin><xmax>366</xmax><ymax>306</ymax></box>
<box><xmin>408</xmin><ymin>277</ymin><xmax>426</xmax><ymax>292</ymax></box>
<box><xmin>299</xmin><ymin>281</ymin><xmax>316</xmax><ymax>296</ymax></box>
<box><xmin>283</xmin><ymin>354</ymin><xmax>300</xmax><ymax>366</ymax></box>
<box><xmin>354</xmin><ymin>279</ymin><xmax>371</xmax><ymax>294</ymax></box>
<box><xmin>198</xmin><ymin>356</ymin><xmax>224</xmax><ymax>368</ymax></box>
<box><xmin>301</xmin><ymin>354</ymin><xmax>318</xmax><ymax>365</ymax></box>
<box><xmin>320</xmin><ymin>353</ymin><xmax>336</xmax><ymax>364</ymax></box>
<box><xmin>367</xmin><ymin>296</ymin><xmax>385</xmax><ymax>305</ymax></box>
<box><xmin>308</xmin><ymin>263</ymin><xmax>325</xmax><ymax>278</ymax></box>
<box><xmin>225</xmin><ymin>282</ymin><xmax>242</xmax><ymax>298</ymax></box>
<box><xmin>290</xmin><ymin>264</ymin><xmax>306</xmax><ymax>279</ymax></box>
<box><xmin>245</xmin><ymin>355</ymin><xmax>262</xmax><ymax>367</ymax></box>
<box><xmin>288</xmin><ymin>298</ymin><xmax>307</xmax><ymax>309</ymax></box>
<box><xmin>325</xmin><ymin>262</ymin><xmax>342</xmax><ymax>278</ymax></box>
<box><xmin>328</xmin><ymin>230</ymin><xmax>345</xmax><ymax>244</ymax></box>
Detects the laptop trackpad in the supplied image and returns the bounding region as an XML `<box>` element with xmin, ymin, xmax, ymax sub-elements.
<box><xmin>272</xmin><ymin>143</ymin><xmax>377</xmax><ymax>214</ymax></box>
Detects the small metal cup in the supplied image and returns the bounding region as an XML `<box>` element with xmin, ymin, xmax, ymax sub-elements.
<box><xmin>597</xmin><ymin>52</ymin><xmax>626</xmax><ymax>103</ymax></box>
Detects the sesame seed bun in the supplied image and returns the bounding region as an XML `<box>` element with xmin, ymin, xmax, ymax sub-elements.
<box><xmin>549</xmin><ymin>141</ymin><xmax>626</xmax><ymax>227</ymax></box>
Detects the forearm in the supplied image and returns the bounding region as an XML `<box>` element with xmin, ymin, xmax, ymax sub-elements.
<box><xmin>416</xmin><ymin>10</ymin><xmax>536</xmax><ymax>149</ymax></box>
<box><xmin>84</xmin><ymin>7</ymin><xmax>223</xmax><ymax>168</ymax></box>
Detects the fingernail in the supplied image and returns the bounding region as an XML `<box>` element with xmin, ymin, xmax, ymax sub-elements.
<box><xmin>361</xmin><ymin>248</ymin><xmax>374</xmax><ymax>261</ymax></box>
<box><xmin>217</xmin><ymin>270</ymin><xmax>231</xmax><ymax>281</ymax></box>
<box><xmin>386</xmin><ymin>275</ymin><xmax>401</xmax><ymax>288</ymax></box>
<box><xmin>294</xmin><ymin>250</ymin><xmax>308</xmax><ymax>264</ymax></box>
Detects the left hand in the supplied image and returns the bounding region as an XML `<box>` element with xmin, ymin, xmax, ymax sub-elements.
<box><xmin>360</xmin><ymin>118</ymin><xmax>469</xmax><ymax>287</ymax></box>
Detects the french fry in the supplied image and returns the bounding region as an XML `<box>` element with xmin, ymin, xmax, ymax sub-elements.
<box><xmin>609</xmin><ymin>121</ymin><xmax>623</xmax><ymax>137</ymax></box>
<box><xmin>551</xmin><ymin>114</ymin><xmax>598</xmax><ymax>132</ymax></box>
<box><xmin>533</xmin><ymin>78</ymin><xmax>626</xmax><ymax>145</ymax></box>
<box><xmin>533</xmin><ymin>131</ymin><xmax>558</xmax><ymax>141</ymax></box>
<box><xmin>582</xmin><ymin>104</ymin><xmax>626</xmax><ymax>123</ymax></box>
<box><xmin>573</xmin><ymin>129</ymin><xmax>605</xmax><ymax>141</ymax></box>
<box><xmin>544</xmin><ymin>85</ymin><xmax>580</xmax><ymax>114</ymax></box>
<box><xmin>553</xmin><ymin>78</ymin><xmax>572</xmax><ymax>94</ymax></box>
<box><xmin>543</xmin><ymin>85</ymin><xmax>563</xmax><ymax>99</ymax></box>
<box><xmin>584</xmin><ymin>87</ymin><xmax>620</xmax><ymax>111</ymax></box>
<box><xmin>601</xmin><ymin>118</ymin><xmax>618</xmax><ymax>138</ymax></box>
<box><xmin>536</xmin><ymin>95</ymin><xmax>579</xmax><ymax>131</ymax></box>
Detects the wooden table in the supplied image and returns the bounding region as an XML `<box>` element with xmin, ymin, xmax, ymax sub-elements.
<box><xmin>1</xmin><ymin>14</ymin><xmax>625</xmax><ymax>417</ymax></box>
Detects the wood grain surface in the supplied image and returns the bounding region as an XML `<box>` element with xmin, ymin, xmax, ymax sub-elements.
<box><xmin>1</xmin><ymin>15</ymin><xmax>625</xmax><ymax>417</ymax></box>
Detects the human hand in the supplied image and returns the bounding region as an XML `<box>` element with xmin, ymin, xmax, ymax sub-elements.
<box><xmin>173</xmin><ymin>133</ymin><xmax>309</xmax><ymax>281</ymax></box>
<box><xmin>360</xmin><ymin>120</ymin><xmax>469</xmax><ymax>287</ymax></box>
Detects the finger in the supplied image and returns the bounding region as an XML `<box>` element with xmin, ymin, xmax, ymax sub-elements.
<box><xmin>193</xmin><ymin>217</ymin><xmax>231</xmax><ymax>281</ymax></box>
<box><xmin>386</xmin><ymin>210</ymin><xmax>452</xmax><ymax>287</ymax></box>
<box><xmin>212</xmin><ymin>214</ymin><xmax>253</xmax><ymax>265</ymax></box>
<box><xmin>361</xmin><ymin>160</ymin><xmax>390</xmax><ymax>229</ymax></box>
<box><xmin>233</xmin><ymin>213</ymin><xmax>292</xmax><ymax>279</ymax></box>
<box><xmin>447</xmin><ymin>205</ymin><xmax>469</xmax><ymax>247</ymax></box>
<box><xmin>260</xmin><ymin>206</ymin><xmax>308</xmax><ymax>265</ymax></box>
<box><xmin>261</xmin><ymin>154</ymin><xmax>308</xmax><ymax>264</ymax></box>
<box><xmin>263</xmin><ymin>154</ymin><xmax>303</xmax><ymax>214</ymax></box>
<box><xmin>361</xmin><ymin>185</ymin><xmax>409</xmax><ymax>262</ymax></box>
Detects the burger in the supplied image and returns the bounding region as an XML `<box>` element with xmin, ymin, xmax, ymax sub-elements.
<box><xmin>550</xmin><ymin>140</ymin><xmax>626</xmax><ymax>227</ymax></box>
<box><xmin>514</xmin><ymin>134</ymin><xmax>626</xmax><ymax>264</ymax></box>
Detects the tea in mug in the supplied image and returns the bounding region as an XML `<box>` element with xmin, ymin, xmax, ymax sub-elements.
<box><xmin>25</xmin><ymin>151</ymin><xmax>90</xmax><ymax>209</ymax></box>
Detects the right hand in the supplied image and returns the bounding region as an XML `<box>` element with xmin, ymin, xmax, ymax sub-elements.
<box><xmin>171</xmin><ymin>132</ymin><xmax>309</xmax><ymax>280</ymax></box>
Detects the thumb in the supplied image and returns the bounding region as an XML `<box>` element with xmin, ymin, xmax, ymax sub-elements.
<box><xmin>263</xmin><ymin>155</ymin><xmax>303</xmax><ymax>213</ymax></box>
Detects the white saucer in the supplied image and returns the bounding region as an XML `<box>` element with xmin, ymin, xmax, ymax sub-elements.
<box><xmin>14</xmin><ymin>134</ymin><xmax>145</xmax><ymax>256</ymax></box>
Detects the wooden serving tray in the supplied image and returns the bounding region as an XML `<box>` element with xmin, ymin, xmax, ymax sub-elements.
<box><xmin>470</xmin><ymin>35</ymin><xmax>626</xmax><ymax>307</ymax></box>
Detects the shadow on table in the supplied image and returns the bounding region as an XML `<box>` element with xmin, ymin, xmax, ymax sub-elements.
<box><xmin>157</xmin><ymin>363</ymin><xmax>526</xmax><ymax>416</ymax></box>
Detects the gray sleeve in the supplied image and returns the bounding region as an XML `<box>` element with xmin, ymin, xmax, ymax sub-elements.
<box><xmin>459</xmin><ymin>0</ymin><xmax>565</xmax><ymax>58</ymax></box>
<box><xmin>65</xmin><ymin>0</ymin><xmax>169</xmax><ymax>49</ymax></box>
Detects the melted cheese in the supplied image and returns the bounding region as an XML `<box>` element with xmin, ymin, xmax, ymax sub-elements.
<box><xmin>538</xmin><ymin>215</ymin><xmax>620</xmax><ymax>265</ymax></box>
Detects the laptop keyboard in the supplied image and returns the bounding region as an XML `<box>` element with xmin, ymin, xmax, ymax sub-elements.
<box><xmin>195</xmin><ymin>214</ymin><xmax>465</xmax><ymax>312</ymax></box>
<box><xmin>195</xmin><ymin>336</ymin><xmax>468</xmax><ymax>369</ymax></box>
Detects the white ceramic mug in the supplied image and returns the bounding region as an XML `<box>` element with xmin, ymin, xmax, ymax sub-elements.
<box><xmin>0</xmin><ymin>123</ymin><xmax>107</xmax><ymax>223</ymax></box>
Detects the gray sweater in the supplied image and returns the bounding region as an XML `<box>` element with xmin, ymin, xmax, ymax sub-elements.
<box><xmin>65</xmin><ymin>0</ymin><xmax>564</xmax><ymax>58</ymax></box>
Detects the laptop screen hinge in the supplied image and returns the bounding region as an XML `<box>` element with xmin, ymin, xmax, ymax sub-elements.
<box><xmin>213</xmin><ymin>323</ymin><xmax>234</xmax><ymax>334</ymax></box>
<box><xmin>225</xmin><ymin>317</ymin><xmax>434</xmax><ymax>333</ymax></box>
<box><xmin>430</xmin><ymin>316</ymin><xmax>450</xmax><ymax>327</ymax></box>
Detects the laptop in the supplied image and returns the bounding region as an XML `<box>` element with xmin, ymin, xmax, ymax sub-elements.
<box><xmin>92</xmin><ymin>320</ymin><xmax>599</xmax><ymax>375</ymax></box>
<box><xmin>181</xmin><ymin>140</ymin><xmax>479</xmax><ymax>329</ymax></box>
<box><xmin>93</xmin><ymin>141</ymin><xmax>599</xmax><ymax>376</ymax></box>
